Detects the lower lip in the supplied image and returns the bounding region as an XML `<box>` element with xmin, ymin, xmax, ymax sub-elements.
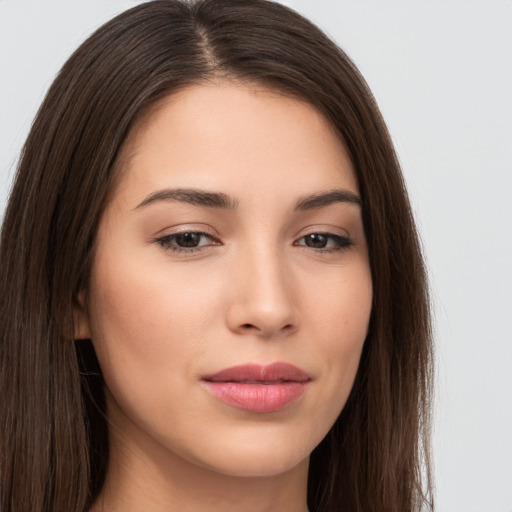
<box><xmin>202</xmin><ymin>381</ymin><xmax>308</xmax><ymax>413</ymax></box>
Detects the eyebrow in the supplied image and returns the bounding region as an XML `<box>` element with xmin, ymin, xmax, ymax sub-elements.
<box><xmin>134</xmin><ymin>187</ymin><xmax>361</xmax><ymax>211</ymax></box>
<box><xmin>293</xmin><ymin>189</ymin><xmax>361</xmax><ymax>210</ymax></box>
<box><xmin>135</xmin><ymin>188</ymin><xmax>239</xmax><ymax>210</ymax></box>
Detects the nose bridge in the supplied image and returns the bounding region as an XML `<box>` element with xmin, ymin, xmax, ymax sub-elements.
<box><xmin>228</xmin><ymin>241</ymin><xmax>298</xmax><ymax>337</ymax></box>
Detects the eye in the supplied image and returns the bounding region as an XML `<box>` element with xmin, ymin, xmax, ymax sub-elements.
<box><xmin>294</xmin><ymin>232</ymin><xmax>353</xmax><ymax>252</ymax></box>
<box><xmin>155</xmin><ymin>231</ymin><xmax>219</xmax><ymax>253</ymax></box>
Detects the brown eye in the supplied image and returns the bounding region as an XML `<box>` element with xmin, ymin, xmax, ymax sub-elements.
<box><xmin>174</xmin><ymin>232</ymin><xmax>203</xmax><ymax>248</ymax></box>
<box><xmin>304</xmin><ymin>233</ymin><xmax>329</xmax><ymax>248</ymax></box>
<box><xmin>155</xmin><ymin>231</ymin><xmax>219</xmax><ymax>253</ymax></box>
<box><xmin>295</xmin><ymin>233</ymin><xmax>353</xmax><ymax>252</ymax></box>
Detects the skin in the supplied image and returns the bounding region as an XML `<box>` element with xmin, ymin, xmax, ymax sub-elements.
<box><xmin>76</xmin><ymin>82</ymin><xmax>373</xmax><ymax>512</ymax></box>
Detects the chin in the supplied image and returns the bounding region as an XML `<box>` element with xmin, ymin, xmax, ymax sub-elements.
<box><xmin>198</xmin><ymin>447</ymin><xmax>310</xmax><ymax>478</ymax></box>
<box><xmin>175</xmin><ymin>422</ymin><xmax>318</xmax><ymax>478</ymax></box>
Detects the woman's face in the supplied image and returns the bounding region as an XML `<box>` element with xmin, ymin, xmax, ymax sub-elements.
<box><xmin>77</xmin><ymin>82</ymin><xmax>372</xmax><ymax>478</ymax></box>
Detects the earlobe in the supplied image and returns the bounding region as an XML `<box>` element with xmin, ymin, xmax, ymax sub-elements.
<box><xmin>73</xmin><ymin>291</ymin><xmax>91</xmax><ymax>340</ymax></box>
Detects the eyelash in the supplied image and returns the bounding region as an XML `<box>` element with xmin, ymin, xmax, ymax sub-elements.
<box><xmin>294</xmin><ymin>232</ymin><xmax>353</xmax><ymax>253</ymax></box>
<box><xmin>154</xmin><ymin>231</ymin><xmax>353</xmax><ymax>255</ymax></box>
<box><xmin>155</xmin><ymin>231</ymin><xmax>219</xmax><ymax>254</ymax></box>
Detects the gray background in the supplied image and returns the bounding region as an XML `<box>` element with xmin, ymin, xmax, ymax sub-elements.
<box><xmin>1</xmin><ymin>1</ymin><xmax>511</xmax><ymax>511</ymax></box>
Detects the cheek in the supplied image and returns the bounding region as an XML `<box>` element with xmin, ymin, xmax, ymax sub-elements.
<box><xmin>86</xmin><ymin>259</ymin><xmax>219</xmax><ymax>448</ymax></box>
<box><xmin>307</xmin><ymin>259</ymin><xmax>372</xmax><ymax>342</ymax></box>
<box><xmin>305</xmin><ymin>262</ymin><xmax>372</xmax><ymax>401</ymax></box>
<box><xmin>88</xmin><ymin>259</ymin><xmax>218</xmax><ymax>372</ymax></box>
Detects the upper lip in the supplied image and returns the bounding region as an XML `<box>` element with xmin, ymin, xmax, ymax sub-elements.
<box><xmin>202</xmin><ymin>362</ymin><xmax>310</xmax><ymax>383</ymax></box>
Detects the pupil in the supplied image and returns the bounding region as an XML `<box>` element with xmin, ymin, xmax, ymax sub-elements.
<box><xmin>306</xmin><ymin>234</ymin><xmax>327</xmax><ymax>248</ymax></box>
<box><xmin>176</xmin><ymin>233</ymin><xmax>201</xmax><ymax>247</ymax></box>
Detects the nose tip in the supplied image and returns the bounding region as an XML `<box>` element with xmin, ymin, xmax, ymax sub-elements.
<box><xmin>226</xmin><ymin>257</ymin><xmax>299</xmax><ymax>339</ymax></box>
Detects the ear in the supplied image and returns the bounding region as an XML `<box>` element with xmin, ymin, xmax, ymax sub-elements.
<box><xmin>73</xmin><ymin>290</ymin><xmax>91</xmax><ymax>340</ymax></box>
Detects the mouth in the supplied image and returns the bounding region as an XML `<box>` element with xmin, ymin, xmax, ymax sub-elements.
<box><xmin>201</xmin><ymin>362</ymin><xmax>310</xmax><ymax>413</ymax></box>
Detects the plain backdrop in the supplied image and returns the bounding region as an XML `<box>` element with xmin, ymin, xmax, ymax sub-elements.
<box><xmin>1</xmin><ymin>2</ymin><xmax>511</xmax><ymax>511</ymax></box>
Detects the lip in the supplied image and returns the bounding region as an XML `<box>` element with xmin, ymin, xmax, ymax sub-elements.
<box><xmin>201</xmin><ymin>362</ymin><xmax>310</xmax><ymax>413</ymax></box>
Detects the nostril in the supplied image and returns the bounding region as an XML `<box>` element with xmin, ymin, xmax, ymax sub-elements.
<box><xmin>240</xmin><ymin>322</ymin><xmax>295</xmax><ymax>335</ymax></box>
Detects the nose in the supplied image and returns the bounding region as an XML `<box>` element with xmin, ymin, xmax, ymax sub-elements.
<box><xmin>226</xmin><ymin>248</ymin><xmax>299</xmax><ymax>339</ymax></box>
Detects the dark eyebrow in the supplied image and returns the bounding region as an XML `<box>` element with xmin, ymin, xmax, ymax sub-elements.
<box><xmin>294</xmin><ymin>189</ymin><xmax>362</xmax><ymax>210</ymax></box>
<box><xmin>135</xmin><ymin>188</ymin><xmax>239</xmax><ymax>210</ymax></box>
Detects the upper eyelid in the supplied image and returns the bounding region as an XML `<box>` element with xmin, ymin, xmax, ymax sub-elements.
<box><xmin>157</xmin><ymin>231</ymin><xmax>219</xmax><ymax>243</ymax></box>
<box><xmin>296</xmin><ymin>232</ymin><xmax>350</xmax><ymax>240</ymax></box>
<box><xmin>296</xmin><ymin>224</ymin><xmax>350</xmax><ymax>237</ymax></box>
<box><xmin>153</xmin><ymin>224</ymin><xmax>219</xmax><ymax>240</ymax></box>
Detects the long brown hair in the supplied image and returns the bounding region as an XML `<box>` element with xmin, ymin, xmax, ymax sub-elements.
<box><xmin>0</xmin><ymin>1</ymin><xmax>434</xmax><ymax>511</ymax></box>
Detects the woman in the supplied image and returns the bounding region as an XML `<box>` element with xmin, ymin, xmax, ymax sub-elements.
<box><xmin>0</xmin><ymin>1</ymin><xmax>434</xmax><ymax>511</ymax></box>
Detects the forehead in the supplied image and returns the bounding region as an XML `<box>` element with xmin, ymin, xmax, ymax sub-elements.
<box><xmin>115</xmin><ymin>81</ymin><xmax>358</xmax><ymax>207</ymax></box>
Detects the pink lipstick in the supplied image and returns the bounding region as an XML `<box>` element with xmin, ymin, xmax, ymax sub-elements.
<box><xmin>201</xmin><ymin>362</ymin><xmax>310</xmax><ymax>413</ymax></box>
